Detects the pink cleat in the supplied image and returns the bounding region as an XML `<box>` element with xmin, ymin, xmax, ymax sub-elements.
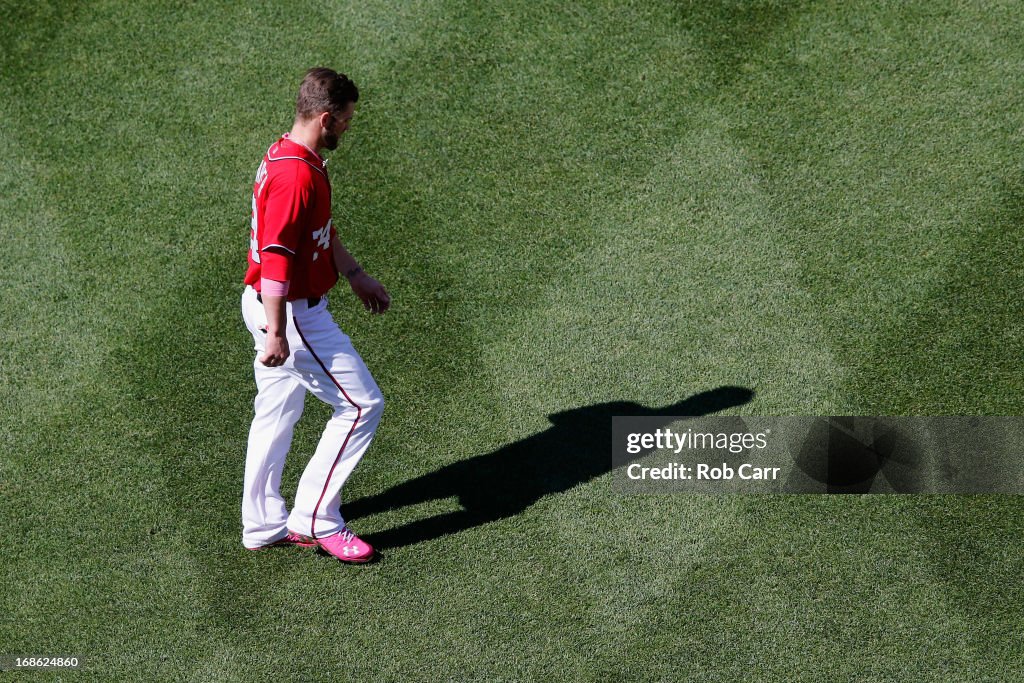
<box><xmin>247</xmin><ymin>531</ymin><xmax>317</xmax><ymax>551</ymax></box>
<box><xmin>316</xmin><ymin>528</ymin><xmax>375</xmax><ymax>564</ymax></box>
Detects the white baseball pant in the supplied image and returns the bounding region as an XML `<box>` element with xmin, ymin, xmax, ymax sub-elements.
<box><xmin>240</xmin><ymin>285</ymin><xmax>384</xmax><ymax>548</ymax></box>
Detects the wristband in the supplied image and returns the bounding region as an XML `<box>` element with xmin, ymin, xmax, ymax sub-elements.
<box><xmin>260</xmin><ymin>277</ymin><xmax>290</xmax><ymax>297</ymax></box>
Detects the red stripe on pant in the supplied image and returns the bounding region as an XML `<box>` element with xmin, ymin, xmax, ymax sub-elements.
<box><xmin>293</xmin><ymin>316</ymin><xmax>363</xmax><ymax>538</ymax></box>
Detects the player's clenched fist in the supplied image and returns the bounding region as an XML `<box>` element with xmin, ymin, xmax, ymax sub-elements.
<box><xmin>259</xmin><ymin>332</ymin><xmax>290</xmax><ymax>367</ymax></box>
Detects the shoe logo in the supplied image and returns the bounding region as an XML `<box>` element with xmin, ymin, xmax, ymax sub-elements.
<box><xmin>342</xmin><ymin>545</ymin><xmax>360</xmax><ymax>556</ymax></box>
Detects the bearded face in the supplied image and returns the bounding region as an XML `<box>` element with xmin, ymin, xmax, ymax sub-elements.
<box><xmin>322</xmin><ymin>129</ymin><xmax>340</xmax><ymax>150</ymax></box>
<box><xmin>321</xmin><ymin>103</ymin><xmax>355</xmax><ymax>151</ymax></box>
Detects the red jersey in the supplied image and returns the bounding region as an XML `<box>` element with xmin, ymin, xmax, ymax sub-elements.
<box><xmin>244</xmin><ymin>134</ymin><xmax>338</xmax><ymax>299</ymax></box>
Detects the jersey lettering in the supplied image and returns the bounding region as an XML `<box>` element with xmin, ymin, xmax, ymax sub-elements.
<box><xmin>312</xmin><ymin>218</ymin><xmax>333</xmax><ymax>251</ymax></box>
<box><xmin>254</xmin><ymin>160</ymin><xmax>268</xmax><ymax>195</ymax></box>
<box><xmin>249</xmin><ymin>161</ymin><xmax>270</xmax><ymax>264</ymax></box>
<box><xmin>249</xmin><ymin>193</ymin><xmax>261</xmax><ymax>263</ymax></box>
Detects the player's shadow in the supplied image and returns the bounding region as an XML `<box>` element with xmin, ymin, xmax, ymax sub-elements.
<box><xmin>346</xmin><ymin>385</ymin><xmax>754</xmax><ymax>549</ymax></box>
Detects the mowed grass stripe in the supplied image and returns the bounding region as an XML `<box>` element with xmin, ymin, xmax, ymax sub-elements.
<box><xmin>707</xmin><ymin>1</ymin><xmax>1024</xmax><ymax>675</ymax></box>
<box><xmin>845</xmin><ymin>185</ymin><xmax>1024</xmax><ymax>414</ymax></box>
<box><xmin>718</xmin><ymin>0</ymin><xmax>1024</xmax><ymax>413</ymax></box>
<box><xmin>707</xmin><ymin>497</ymin><xmax>980</xmax><ymax>681</ymax></box>
<box><xmin>0</xmin><ymin>0</ymin><xmax>398</xmax><ymax>674</ymax></box>
<box><xmin>0</xmin><ymin>1</ymin><xmax>271</xmax><ymax>673</ymax></box>
<box><xmin>712</xmin><ymin>1</ymin><xmax>1024</xmax><ymax>675</ymax></box>
<box><xmin>909</xmin><ymin>496</ymin><xmax>1024</xmax><ymax>670</ymax></box>
<box><xmin>724</xmin><ymin>0</ymin><xmax>1024</xmax><ymax>663</ymax></box>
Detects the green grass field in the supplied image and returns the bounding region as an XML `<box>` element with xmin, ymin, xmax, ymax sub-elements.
<box><xmin>2</xmin><ymin>0</ymin><xmax>1024</xmax><ymax>680</ymax></box>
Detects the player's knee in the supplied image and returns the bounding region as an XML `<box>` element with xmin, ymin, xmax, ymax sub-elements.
<box><xmin>362</xmin><ymin>387</ymin><xmax>384</xmax><ymax>419</ymax></box>
<box><xmin>331</xmin><ymin>387</ymin><xmax>383</xmax><ymax>422</ymax></box>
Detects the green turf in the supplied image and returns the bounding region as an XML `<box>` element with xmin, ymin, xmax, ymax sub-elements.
<box><xmin>2</xmin><ymin>0</ymin><xmax>1023</xmax><ymax>680</ymax></box>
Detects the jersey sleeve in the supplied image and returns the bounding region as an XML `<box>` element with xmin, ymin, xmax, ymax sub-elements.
<box><xmin>261</xmin><ymin>165</ymin><xmax>313</xmax><ymax>256</ymax></box>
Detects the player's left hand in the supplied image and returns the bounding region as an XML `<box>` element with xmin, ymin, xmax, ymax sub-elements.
<box><xmin>350</xmin><ymin>272</ymin><xmax>391</xmax><ymax>314</ymax></box>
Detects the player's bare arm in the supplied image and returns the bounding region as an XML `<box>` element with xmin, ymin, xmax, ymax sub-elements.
<box><xmin>331</xmin><ymin>233</ymin><xmax>391</xmax><ymax>314</ymax></box>
<box><xmin>258</xmin><ymin>292</ymin><xmax>289</xmax><ymax>366</ymax></box>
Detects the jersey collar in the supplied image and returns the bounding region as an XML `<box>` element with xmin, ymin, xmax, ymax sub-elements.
<box><xmin>279</xmin><ymin>133</ymin><xmax>327</xmax><ymax>169</ymax></box>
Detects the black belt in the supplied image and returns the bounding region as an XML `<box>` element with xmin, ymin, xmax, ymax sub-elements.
<box><xmin>256</xmin><ymin>292</ymin><xmax>323</xmax><ymax>307</ymax></box>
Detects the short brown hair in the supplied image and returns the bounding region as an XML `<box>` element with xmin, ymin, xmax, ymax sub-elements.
<box><xmin>295</xmin><ymin>67</ymin><xmax>359</xmax><ymax>121</ymax></box>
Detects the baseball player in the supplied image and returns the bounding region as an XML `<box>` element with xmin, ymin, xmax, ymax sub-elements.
<box><xmin>240</xmin><ymin>68</ymin><xmax>390</xmax><ymax>563</ymax></box>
